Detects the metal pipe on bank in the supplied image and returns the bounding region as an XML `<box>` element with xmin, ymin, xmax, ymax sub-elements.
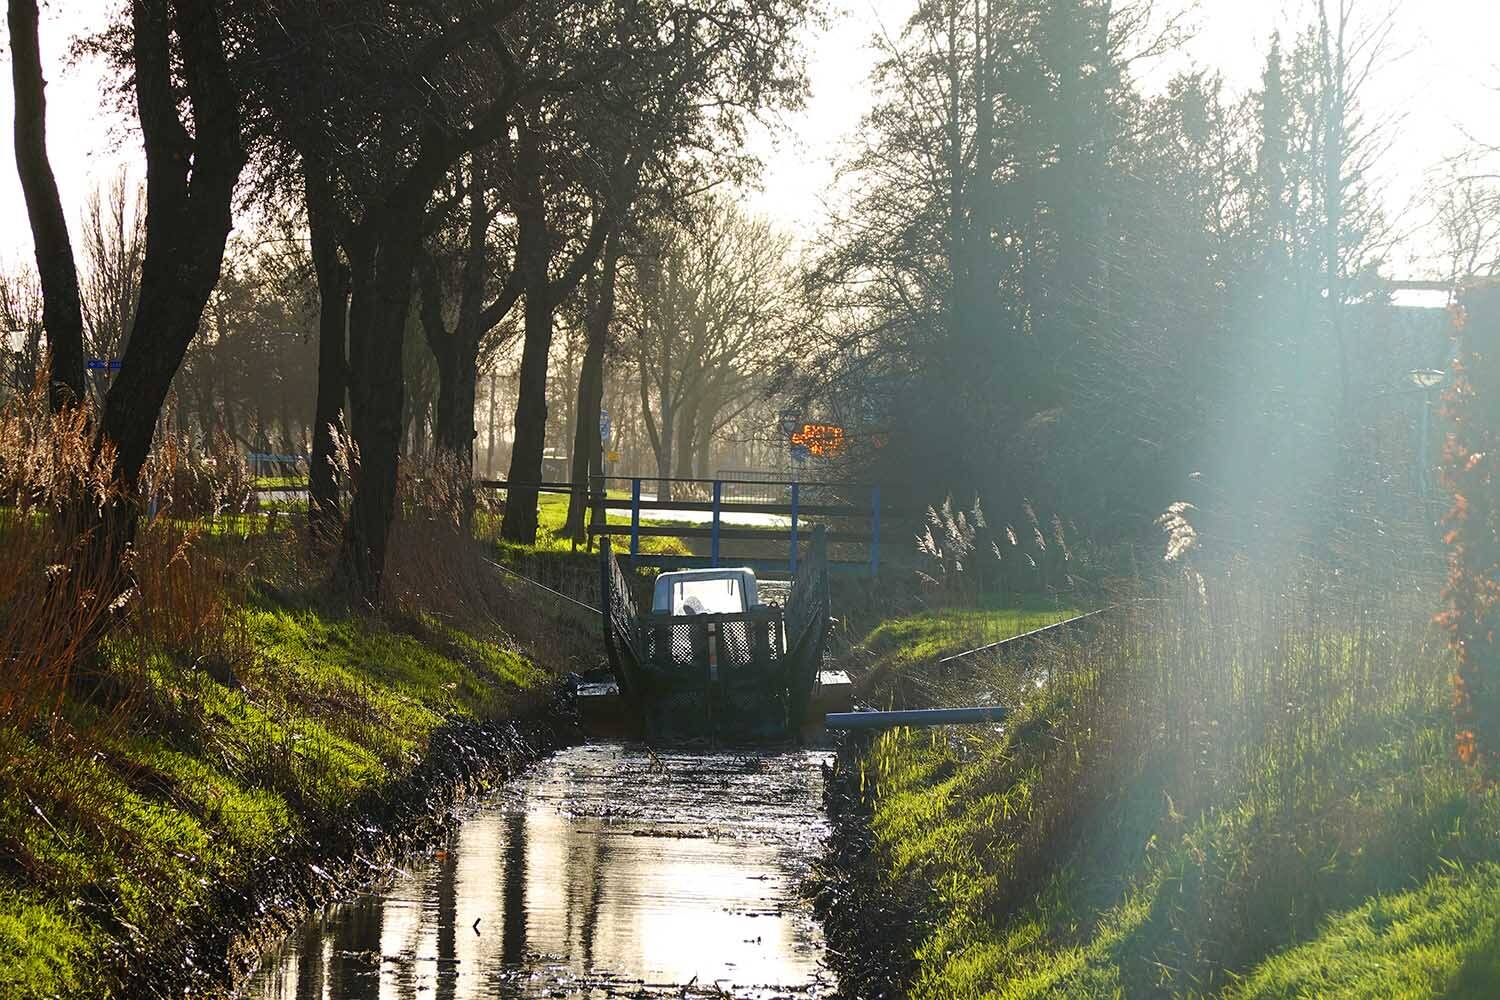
<box><xmin>824</xmin><ymin>706</ymin><xmax>1008</xmax><ymax>730</ymax></box>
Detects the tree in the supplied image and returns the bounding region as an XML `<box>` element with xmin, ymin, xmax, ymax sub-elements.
<box><xmin>624</xmin><ymin>197</ymin><xmax>798</xmax><ymax>495</ymax></box>
<box><xmin>99</xmin><ymin>0</ymin><xmax>246</xmax><ymax>496</ymax></box>
<box><xmin>1431</xmin><ymin>159</ymin><xmax>1500</xmax><ymax>284</ymax></box>
<box><xmin>803</xmin><ymin>0</ymin><xmax>1410</xmax><ymax>547</ymax></box>
<box><xmin>494</xmin><ymin>0</ymin><xmax>813</xmax><ymax>542</ymax></box>
<box><xmin>416</xmin><ymin>156</ymin><xmax>520</xmax><ymax>475</ymax></box>
<box><xmin>0</xmin><ymin>264</ymin><xmax>44</xmax><ymax>399</ymax></box>
<box><xmin>303</xmin><ymin>160</ymin><xmax>349</xmax><ymax>542</ymax></box>
<box><xmin>15</xmin><ymin>0</ymin><xmax>247</xmax><ymax>578</ymax></box>
<box><xmin>807</xmin><ymin>0</ymin><xmax>1144</xmax><ymax>506</ymax></box>
<box><xmin>563</xmin><ymin>229</ymin><xmax>622</xmax><ymax>541</ymax></box>
<box><xmin>78</xmin><ymin>173</ymin><xmax>147</xmax><ymax>404</ymax></box>
<box><xmin>495</xmin><ymin>108</ymin><xmax>615</xmax><ymax>542</ymax></box>
<box><xmin>1313</xmin><ymin>0</ymin><xmax>1399</xmax><ymax>410</ymax></box>
<box><xmin>239</xmin><ymin>0</ymin><xmax>556</xmax><ymax>597</ymax></box>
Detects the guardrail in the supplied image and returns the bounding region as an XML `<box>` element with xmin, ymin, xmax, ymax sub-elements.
<box><xmin>480</xmin><ymin>476</ymin><xmax>905</xmax><ymax>578</ymax></box>
<box><xmin>825</xmin><ymin>706</ymin><xmax>1009</xmax><ymax>730</ymax></box>
<box><xmin>934</xmin><ymin>607</ymin><xmax>1116</xmax><ymax>666</ymax></box>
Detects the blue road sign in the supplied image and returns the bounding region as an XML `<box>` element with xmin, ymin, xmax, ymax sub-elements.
<box><xmin>599</xmin><ymin>409</ymin><xmax>611</xmax><ymax>444</ymax></box>
<box><xmin>87</xmin><ymin>359</ymin><xmax>121</xmax><ymax>371</ymax></box>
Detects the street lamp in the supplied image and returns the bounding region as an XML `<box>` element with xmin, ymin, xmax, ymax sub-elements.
<box><xmin>1408</xmin><ymin>369</ymin><xmax>1449</xmax><ymax>497</ymax></box>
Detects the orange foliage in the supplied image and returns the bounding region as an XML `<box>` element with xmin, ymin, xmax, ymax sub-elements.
<box><xmin>1438</xmin><ymin>286</ymin><xmax>1500</xmax><ymax>777</ymax></box>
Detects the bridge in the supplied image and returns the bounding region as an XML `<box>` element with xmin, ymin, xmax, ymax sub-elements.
<box><xmin>481</xmin><ymin>474</ymin><xmax>898</xmax><ymax>577</ymax></box>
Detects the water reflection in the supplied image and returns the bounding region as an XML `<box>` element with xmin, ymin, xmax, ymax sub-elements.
<box><xmin>244</xmin><ymin>743</ymin><xmax>832</xmax><ymax>999</ymax></box>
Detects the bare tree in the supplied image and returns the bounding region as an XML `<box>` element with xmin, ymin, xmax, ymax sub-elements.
<box><xmin>78</xmin><ymin>172</ymin><xmax>147</xmax><ymax>402</ymax></box>
<box><xmin>1431</xmin><ymin>155</ymin><xmax>1500</xmax><ymax>283</ymax></box>
<box><xmin>625</xmin><ymin>197</ymin><xmax>798</xmax><ymax>497</ymax></box>
<box><xmin>0</xmin><ymin>264</ymin><xmax>44</xmax><ymax>398</ymax></box>
<box><xmin>1313</xmin><ymin>0</ymin><xmax>1403</xmax><ymax>409</ymax></box>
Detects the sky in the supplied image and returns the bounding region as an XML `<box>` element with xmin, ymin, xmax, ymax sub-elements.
<box><xmin>742</xmin><ymin>0</ymin><xmax>1500</xmax><ymax>271</ymax></box>
<box><xmin>2</xmin><ymin>1</ymin><xmax>1499</xmax><ymax>275</ymax></box>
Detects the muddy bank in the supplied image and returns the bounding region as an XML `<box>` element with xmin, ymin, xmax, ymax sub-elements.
<box><xmin>116</xmin><ymin>710</ymin><xmax>570</xmax><ymax>999</ymax></box>
<box><xmin>807</xmin><ymin>737</ymin><xmax>929</xmax><ymax>1000</ymax></box>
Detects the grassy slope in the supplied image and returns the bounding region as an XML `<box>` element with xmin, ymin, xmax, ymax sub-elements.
<box><xmin>852</xmin><ymin>595</ymin><xmax>1079</xmax><ymax>706</ymax></box>
<box><xmin>862</xmin><ymin>596</ymin><xmax>1079</xmax><ymax>668</ymax></box>
<box><xmin>483</xmin><ymin>491</ymin><xmax>692</xmax><ymax>560</ymax></box>
<box><xmin>856</xmin><ymin>580</ymin><xmax>1500</xmax><ymax>999</ymax></box>
<box><xmin>0</xmin><ymin>590</ymin><xmax>551</xmax><ymax>999</ymax></box>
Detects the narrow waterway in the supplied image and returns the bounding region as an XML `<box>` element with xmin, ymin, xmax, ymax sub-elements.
<box><xmin>243</xmin><ymin>743</ymin><xmax>835</xmax><ymax>999</ymax></box>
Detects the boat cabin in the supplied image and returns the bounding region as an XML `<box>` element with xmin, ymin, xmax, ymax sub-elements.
<box><xmin>651</xmin><ymin>568</ymin><xmax>761</xmax><ymax>616</ymax></box>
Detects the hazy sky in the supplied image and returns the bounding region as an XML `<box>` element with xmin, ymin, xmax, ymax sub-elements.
<box><xmin>2</xmin><ymin>1</ymin><xmax>1498</xmax><ymax>274</ymax></box>
<box><xmin>743</xmin><ymin>0</ymin><xmax>1500</xmax><ymax>270</ymax></box>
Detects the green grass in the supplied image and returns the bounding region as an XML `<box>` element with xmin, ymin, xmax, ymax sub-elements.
<box><xmin>848</xmin><ymin>572</ymin><xmax>1500</xmax><ymax>999</ymax></box>
<box><xmin>253</xmin><ymin>475</ymin><xmax>306</xmax><ymax>490</ymax></box>
<box><xmin>855</xmin><ymin>594</ymin><xmax>1079</xmax><ymax>705</ymax></box>
<box><xmin>0</xmin><ymin>587</ymin><xmax>552</xmax><ymax>999</ymax></box>
<box><xmin>1227</xmin><ymin>863</ymin><xmax>1500</xmax><ymax>999</ymax></box>
<box><xmin>481</xmin><ymin>490</ymin><xmax>693</xmax><ymax>566</ymax></box>
<box><xmin>863</xmin><ymin>595</ymin><xmax>1079</xmax><ymax>665</ymax></box>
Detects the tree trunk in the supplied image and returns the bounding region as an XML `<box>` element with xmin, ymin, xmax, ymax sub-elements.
<box><xmin>499</xmin><ymin>116</ymin><xmax>552</xmax><ymax>543</ymax></box>
<box><xmin>674</xmin><ymin>392</ymin><xmax>700</xmax><ymax>480</ymax></box>
<box><xmin>566</xmin><ymin>230</ymin><xmax>619</xmax><ymax>541</ymax></box>
<box><xmin>657</xmin><ymin>392</ymin><xmax>675</xmax><ymax>496</ymax></box>
<box><xmin>499</xmin><ymin>237</ymin><xmax>553</xmax><ymax>540</ymax></box>
<box><xmin>336</xmin><ymin>197</ymin><xmax>423</xmax><ymax>600</ymax></box>
<box><xmin>694</xmin><ymin>415</ymin><xmax>713</xmax><ymax>482</ymax></box>
<box><xmin>8</xmin><ymin>0</ymin><xmax>85</xmax><ymax>411</ymax></box>
<box><xmin>305</xmin><ymin>160</ymin><xmax>348</xmax><ymax>545</ymax></box>
<box><xmin>432</xmin><ymin>342</ymin><xmax>481</xmax><ymax>462</ymax></box>
<box><xmin>78</xmin><ymin>0</ymin><xmax>244</xmax><ymax>584</ymax></box>
<box><xmin>426</xmin><ymin>160</ymin><xmax>491</xmax><ymax>468</ymax></box>
<box><xmin>100</xmin><ymin>0</ymin><xmax>243</xmax><ymax>490</ymax></box>
<box><xmin>1320</xmin><ymin>1</ymin><xmax>1349</xmax><ymax>412</ymax></box>
<box><xmin>498</xmin><ymin>124</ymin><xmax>613</xmax><ymax>543</ymax></box>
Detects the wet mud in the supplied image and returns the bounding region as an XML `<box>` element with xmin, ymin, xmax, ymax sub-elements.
<box><xmin>242</xmin><ymin>743</ymin><xmax>836</xmax><ymax>999</ymax></box>
<box><xmin>806</xmin><ymin>741</ymin><xmax>926</xmax><ymax>1000</ymax></box>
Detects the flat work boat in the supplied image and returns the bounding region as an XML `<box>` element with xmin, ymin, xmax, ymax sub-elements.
<box><xmin>597</xmin><ymin>528</ymin><xmax>848</xmax><ymax>742</ymax></box>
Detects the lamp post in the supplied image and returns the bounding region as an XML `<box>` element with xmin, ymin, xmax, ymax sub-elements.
<box><xmin>1409</xmin><ymin>368</ymin><xmax>1448</xmax><ymax>497</ymax></box>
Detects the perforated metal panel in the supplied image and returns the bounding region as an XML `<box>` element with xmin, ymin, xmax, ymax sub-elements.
<box><xmin>784</xmin><ymin>527</ymin><xmax>831</xmax><ymax>726</ymax></box>
<box><xmin>601</xmin><ymin>539</ymin><xmax>643</xmax><ymax>693</ymax></box>
<box><xmin>638</xmin><ymin>613</ymin><xmax>784</xmax><ymax>674</ymax></box>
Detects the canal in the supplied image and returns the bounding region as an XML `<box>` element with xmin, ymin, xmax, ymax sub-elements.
<box><xmin>243</xmin><ymin>742</ymin><xmax>835</xmax><ymax>999</ymax></box>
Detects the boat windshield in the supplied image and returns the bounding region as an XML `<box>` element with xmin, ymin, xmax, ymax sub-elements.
<box><xmin>669</xmin><ymin>577</ymin><xmax>746</xmax><ymax>615</ymax></box>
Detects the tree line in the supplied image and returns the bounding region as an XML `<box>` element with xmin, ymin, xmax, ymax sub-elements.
<box><xmin>798</xmin><ymin>0</ymin><xmax>1467</xmax><ymax>557</ymax></box>
<box><xmin>6</xmin><ymin>0</ymin><xmax>812</xmax><ymax>604</ymax></box>
<box><xmin>11</xmin><ymin>0</ymin><xmax>1492</xmax><ymax>606</ymax></box>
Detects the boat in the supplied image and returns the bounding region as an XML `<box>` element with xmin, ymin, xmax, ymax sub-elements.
<box><xmin>594</xmin><ymin>526</ymin><xmax>848</xmax><ymax>742</ymax></box>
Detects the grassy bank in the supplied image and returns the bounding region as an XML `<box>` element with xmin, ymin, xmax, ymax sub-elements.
<box><xmin>0</xmin><ymin>522</ymin><xmax>579</xmax><ymax>999</ymax></box>
<box><xmin>847</xmin><ymin>593</ymin><xmax>1080</xmax><ymax>708</ymax></box>
<box><xmin>843</xmin><ymin>567</ymin><xmax>1500</xmax><ymax>998</ymax></box>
